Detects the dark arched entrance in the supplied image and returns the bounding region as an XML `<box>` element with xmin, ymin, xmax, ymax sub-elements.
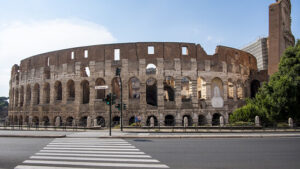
<box><xmin>165</xmin><ymin>115</ymin><xmax>175</xmax><ymax>126</ymax></box>
<box><xmin>146</xmin><ymin>116</ymin><xmax>158</xmax><ymax>126</ymax></box>
<box><xmin>212</xmin><ymin>113</ymin><xmax>221</xmax><ymax>126</ymax></box>
<box><xmin>112</xmin><ymin>116</ymin><xmax>120</xmax><ymax>126</ymax></box>
<box><xmin>96</xmin><ymin>116</ymin><xmax>105</xmax><ymax>127</ymax></box>
<box><xmin>198</xmin><ymin>115</ymin><xmax>206</xmax><ymax>126</ymax></box>
<box><xmin>251</xmin><ymin>80</ymin><xmax>260</xmax><ymax>98</ymax></box>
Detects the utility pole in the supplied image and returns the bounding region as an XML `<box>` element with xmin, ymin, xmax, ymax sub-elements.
<box><xmin>109</xmin><ymin>93</ymin><xmax>112</xmax><ymax>136</ymax></box>
<box><xmin>116</xmin><ymin>67</ymin><xmax>123</xmax><ymax>131</ymax></box>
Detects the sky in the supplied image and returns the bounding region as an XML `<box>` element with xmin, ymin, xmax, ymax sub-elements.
<box><xmin>0</xmin><ymin>0</ymin><xmax>299</xmax><ymax>97</ymax></box>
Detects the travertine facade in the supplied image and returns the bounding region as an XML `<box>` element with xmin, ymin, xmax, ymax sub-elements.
<box><xmin>8</xmin><ymin>42</ymin><xmax>263</xmax><ymax>127</ymax></box>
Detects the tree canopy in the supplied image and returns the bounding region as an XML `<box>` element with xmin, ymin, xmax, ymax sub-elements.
<box><xmin>231</xmin><ymin>40</ymin><xmax>300</xmax><ymax>123</ymax></box>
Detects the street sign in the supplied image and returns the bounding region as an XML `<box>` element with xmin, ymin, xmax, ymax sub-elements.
<box><xmin>95</xmin><ymin>85</ymin><xmax>108</xmax><ymax>89</ymax></box>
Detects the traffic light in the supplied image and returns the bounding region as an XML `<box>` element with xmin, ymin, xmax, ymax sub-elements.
<box><xmin>115</xmin><ymin>103</ymin><xmax>121</xmax><ymax>110</ymax></box>
<box><xmin>115</xmin><ymin>67</ymin><xmax>121</xmax><ymax>76</ymax></box>
<box><xmin>123</xmin><ymin>104</ymin><xmax>126</xmax><ymax>110</ymax></box>
<box><xmin>104</xmin><ymin>94</ymin><xmax>110</xmax><ymax>105</ymax></box>
<box><xmin>103</xmin><ymin>93</ymin><xmax>117</xmax><ymax>105</ymax></box>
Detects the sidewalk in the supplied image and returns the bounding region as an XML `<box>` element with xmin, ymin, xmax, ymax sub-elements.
<box><xmin>1</xmin><ymin>129</ymin><xmax>300</xmax><ymax>138</ymax></box>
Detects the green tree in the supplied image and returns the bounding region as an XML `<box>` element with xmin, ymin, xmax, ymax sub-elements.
<box><xmin>231</xmin><ymin>40</ymin><xmax>300</xmax><ymax>123</ymax></box>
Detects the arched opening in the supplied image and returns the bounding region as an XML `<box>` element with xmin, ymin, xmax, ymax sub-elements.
<box><xmin>112</xmin><ymin>77</ymin><xmax>120</xmax><ymax>99</ymax></box>
<box><xmin>165</xmin><ymin>115</ymin><xmax>175</xmax><ymax>126</ymax></box>
<box><xmin>211</xmin><ymin>77</ymin><xmax>224</xmax><ymax>108</ymax></box>
<box><xmin>95</xmin><ymin>78</ymin><xmax>105</xmax><ymax>99</ymax></box>
<box><xmin>96</xmin><ymin>116</ymin><xmax>105</xmax><ymax>127</ymax></box>
<box><xmin>212</xmin><ymin>113</ymin><xmax>221</xmax><ymax>126</ymax></box>
<box><xmin>181</xmin><ymin>77</ymin><xmax>192</xmax><ymax>102</ymax></box>
<box><xmin>197</xmin><ymin>77</ymin><xmax>206</xmax><ymax>100</ymax></box>
<box><xmin>81</xmin><ymin>80</ymin><xmax>90</xmax><ymax>104</ymax></box>
<box><xmin>146</xmin><ymin>78</ymin><xmax>157</xmax><ymax>106</ymax></box>
<box><xmin>146</xmin><ymin>63</ymin><xmax>157</xmax><ymax>75</ymax></box>
<box><xmin>26</xmin><ymin>85</ymin><xmax>31</xmax><ymax>105</ymax></box>
<box><xmin>44</xmin><ymin>83</ymin><xmax>50</xmax><ymax>104</ymax></box>
<box><xmin>54</xmin><ymin>81</ymin><xmax>62</xmax><ymax>101</ymax></box>
<box><xmin>79</xmin><ymin>116</ymin><xmax>87</xmax><ymax>127</ymax></box>
<box><xmin>42</xmin><ymin>116</ymin><xmax>50</xmax><ymax>126</ymax></box>
<box><xmin>112</xmin><ymin>116</ymin><xmax>120</xmax><ymax>126</ymax></box>
<box><xmin>237</xmin><ymin>80</ymin><xmax>244</xmax><ymax>99</ymax></box>
<box><xmin>129</xmin><ymin>116</ymin><xmax>135</xmax><ymax>125</ymax></box>
<box><xmin>67</xmin><ymin>80</ymin><xmax>75</xmax><ymax>101</ymax></box>
<box><xmin>251</xmin><ymin>80</ymin><xmax>260</xmax><ymax>98</ymax></box>
<box><xmin>15</xmin><ymin>88</ymin><xmax>19</xmax><ymax>107</ymax></box>
<box><xmin>66</xmin><ymin>117</ymin><xmax>74</xmax><ymax>126</ymax></box>
<box><xmin>53</xmin><ymin>116</ymin><xmax>62</xmax><ymax>126</ymax></box>
<box><xmin>146</xmin><ymin>116</ymin><xmax>158</xmax><ymax>126</ymax></box>
<box><xmin>32</xmin><ymin>116</ymin><xmax>39</xmax><ymax>126</ymax></box>
<box><xmin>14</xmin><ymin>116</ymin><xmax>18</xmax><ymax>125</ymax></box>
<box><xmin>19</xmin><ymin>116</ymin><xmax>23</xmax><ymax>125</ymax></box>
<box><xmin>128</xmin><ymin>77</ymin><xmax>140</xmax><ymax>99</ymax></box>
<box><xmin>228</xmin><ymin>79</ymin><xmax>234</xmax><ymax>99</ymax></box>
<box><xmin>20</xmin><ymin>86</ymin><xmax>24</xmax><ymax>107</ymax></box>
<box><xmin>164</xmin><ymin>76</ymin><xmax>175</xmax><ymax>101</ymax></box>
<box><xmin>33</xmin><ymin>83</ymin><xmax>40</xmax><ymax>105</ymax></box>
<box><xmin>182</xmin><ymin>115</ymin><xmax>193</xmax><ymax>126</ymax></box>
<box><xmin>198</xmin><ymin>115</ymin><xmax>206</xmax><ymax>126</ymax></box>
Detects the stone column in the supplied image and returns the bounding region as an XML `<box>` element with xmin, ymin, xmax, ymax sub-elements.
<box><xmin>223</xmin><ymin>81</ymin><xmax>228</xmax><ymax>101</ymax></box>
<box><xmin>191</xmin><ymin>79</ymin><xmax>198</xmax><ymax>108</ymax></box>
<box><xmin>233</xmin><ymin>84</ymin><xmax>237</xmax><ymax>101</ymax></box>
<box><xmin>288</xmin><ymin>117</ymin><xmax>294</xmax><ymax>128</ymax></box>
<box><xmin>255</xmin><ymin>116</ymin><xmax>260</xmax><ymax>127</ymax></box>
<box><xmin>62</xmin><ymin>81</ymin><xmax>67</xmax><ymax>104</ymax></box>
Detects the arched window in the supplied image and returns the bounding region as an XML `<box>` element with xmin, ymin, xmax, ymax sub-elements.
<box><xmin>146</xmin><ymin>78</ymin><xmax>157</xmax><ymax>106</ymax></box>
<box><xmin>26</xmin><ymin>85</ymin><xmax>31</xmax><ymax>105</ymax></box>
<box><xmin>181</xmin><ymin>77</ymin><xmax>192</xmax><ymax>102</ymax></box>
<box><xmin>146</xmin><ymin>63</ymin><xmax>157</xmax><ymax>75</ymax></box>
<box><xmin>228</xmin><ymin>79</ymin><xmax>234</xmax><ymax>99</ymax></box>
<box><xmin>197</xmin><ymin>77</ymin><xmax>206</xmax><ymax>100</ymax></box>
<box><xmin>211</xmin><ymin>77</ymin><xmax>224</xmax><ymax>98</ymax></box>
<box><xmin>164</xmin><ymin>76</ymin><xmax>175</xmax><ymax>101</ymax></box>
<box><xmin>112</xmin><ymin>77</ymin><xmax>120</xmax><ymax>99</ymax></box>
<box><xmin>33</xmin><ymin>83</ymin><xmax>40</xmax><ymax>105</ymax></box>
<box><xmin>95</xmin><ymin>78</ymin><xmax>105</xmax><ymax>99</ymax></box>
<box><xmin>237</xmin><ymin>80</ymin><xmax>244</xmax><ymax>99</ymax></box>
<box><xmin>128</xmin><ymin>77</ymin><xmax>140</xmax><ymax>99</ymax></box>
<box><xmin>81</xmin><ymin>80</ymin><xmax>90</xmax><ymax>104</ymax></box>
<box><xmin>54</xmin><ymin>81</ymin><xmax>62</xmax><ymax>101</ymax></box>
<box><xmin>67</xmin><ymin>80</ymin><xmax>75</xmax><ymax>101</ymax></box>
<box><xmin>251</xmin><ymin>80</ymin><xmax>260</xmax><ymax>98</ymax></box>
<box><xmin>43</xmin><ymin>83</ymin><xmax>50</xmax><ymax>104</ymax></box>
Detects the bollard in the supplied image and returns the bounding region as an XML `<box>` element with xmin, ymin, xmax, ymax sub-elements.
<box><xmin>220</xmin><ymin>116</ymin><xmax>224</xmax><ymax>127</ymax></box>
<box><xmin>288</xmin><ymin>117</ymin><xmax>293</xmax><ymax>128</ymax></box>
<box><xmin>255</xmin><ymin>116</ymin><xmax>260</xmax><ymax>127</ymax></box>
<box><xmin>55</xmin><ymin>116</ymin><xmax>61</xmax><ymax>127</ymax></box>
<box><xmin>87</xmin><ymin>116</ymin><xmax>91</xmax><ymax>128</ymax></box>
<box><xmin>150</xmin><ymin>117</ymin><xmax>155</xmax><ymax>128</ymax></box>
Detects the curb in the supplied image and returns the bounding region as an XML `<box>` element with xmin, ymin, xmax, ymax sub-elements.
<box><xmin>0</xmin><ymin>135</ymin><xmax>66</xmax><ymax>138</ymax></box>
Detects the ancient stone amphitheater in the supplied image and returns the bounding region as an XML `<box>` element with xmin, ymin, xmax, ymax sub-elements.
<box><xmin>8</xmin><ymin>42</ymin><xmax>265</xmax><ymax>127</ymax></box>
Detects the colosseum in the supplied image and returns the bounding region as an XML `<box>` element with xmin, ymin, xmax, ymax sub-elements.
<box><xmin>8</xmin><ymin>42</ymin><xmax>266</xmax><ymax>127</ymax></box>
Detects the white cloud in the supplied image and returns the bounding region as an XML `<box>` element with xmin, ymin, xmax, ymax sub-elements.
<box><xmin>0</xmin><ymin>19</ymin><xmax>116</xmax><ymax>96</ymax></box>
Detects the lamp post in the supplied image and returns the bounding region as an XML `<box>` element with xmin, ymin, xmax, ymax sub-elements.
<box><xmin>115</xmin><ymin>67</ymin><xmax>123</xmax><ymax>131</ymax></box>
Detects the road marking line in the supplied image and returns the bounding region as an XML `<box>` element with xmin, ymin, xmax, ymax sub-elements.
<box><xmin>30</xmin><ymin>155</ymin><xmax>160</xmax><ymax>163</ymax></box>
<box><xmin>47</xmin><ymin>145</ymin><xmax>136</xmax><ymax>148</ymax></box>
<box><xmin>40</xmin><ymin>150</ymin><xmax>145</xmax><ymax>154</ymax></box>
<box><xmin>15</xmin><ymin>165</ymin><xmax>101</xmax><ymax>169</ymax></box>
<box><xmin>49</xmin><ymin>143</ymin><xmax>131</xmax><ymax>145</ymax></box>
<box><xmin>23</xmin><ymin>160</ymin><xmax>169</xmax><ymax>168</ymax></box>
<box><xmin>43</xmin><ymin>147</ymin><xmax>139</xmax><ymax>151</ymax></box>
<box><xmin>35</xmin><ymin>152</ymin><xmax>152</xmax><ymax>158</ymax></box>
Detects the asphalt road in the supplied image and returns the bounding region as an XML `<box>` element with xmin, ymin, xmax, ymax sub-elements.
<box><xmin>1</xmin><ymin>137</ymin><xmax>300</xmax><ymax>169</ymax></box>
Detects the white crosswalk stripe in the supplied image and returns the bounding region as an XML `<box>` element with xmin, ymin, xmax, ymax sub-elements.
<box><xmin>15</xmin><ymin>138</ymin><xmax>169</xmax><ymax>169</ymax></box>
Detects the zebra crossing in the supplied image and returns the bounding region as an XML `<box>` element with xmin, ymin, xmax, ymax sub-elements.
<box><xmin>15</xmin><ymin>138</ymin><xmax>169</xmax><ymax>169</ymax></box>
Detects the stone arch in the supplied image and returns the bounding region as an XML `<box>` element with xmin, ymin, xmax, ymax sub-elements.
<box><xmin>236</xmin><ymin>80</ymin><xmax>244</xmax><ymax>99</ymax></box>
<box><xmin>26</xmin><ymin>85</ymin><xmax>31</xmax><ymax>105</ymax></box>
<box><xmin>54</xmin><ymin>81</ymin><xmax>62</xmax><ymax>101</ymax></box>
<box><xmin>43</xmin><ymin>83</ymin><xmax>50</xmax><ymax>104</ymax></box>
<box><xmin>128</xmin><ymin>77</ymin><xmax>140</xmax><ymax>99</ymax></box>
<box><xmin>42</xmin><ymin>116</ymin><xmax>50</xmax><ymax>126</ymax></box>
<box><xmin>146</xmin><ymin>78</ymin><xmax>157</xmax><ymax>106</ymax></box>
<box><xmin>112</xmin><ymin>116</ymin><xmax>120</xmax><ymax>126</ymax></box>
<box><xmin>146</xmin><ymin>115</ymin><xmax>158</xmax><ymax>126</ymax></box>
<box><xmin>81</xmin><ymin>80</ymin><xmax>90</xmax><ymax>104</ymax></box>
<box><xmin>20</xmin><ymin>86</ymin><xmax>24</xmax><ymax>107</ymax></box>
<box><xmin>164</xmin><ymin>76</ymin><xmax>175</xmax><ymax>101</ymax></box>
<box><xmin>95</xmin><ymin>78</ymin><xmax>105</xmax><ymax>99</ymax></box>
<box><xmin>146</xmin><ymin>63</ymin><xmax>157</xmax><ymax>75</ymax></box>
<box><xmin>164</xmin><ymin>114</ymin><xmax>175</xmax><ymax>126</ymax></box>
<box><xmin>181</xmin><ymin>76</ymin><xmax>192</xmax><ymax>102</ymax></box>
<box><xmin>32</xmin><ymin>116</ymin><xmax>39</xmax><ymax>126</ymax></box>
<box><xmin>198</xmin><ymin>115</ymin><xmax>206</xmax><ymax>126</ymax></box>
<box><xmin>67</xmin><ymin>80</ymin><xmax>75</xmax><ymax>101</ymax></box>
<box><xmin>197</xmin><ymin>77</ymin><xmax>206</xmax><ymax>100</ymax></box>
<box><xmin>79</xmin><ymin>116</ymin><xmax>87</xmax><ymax>127</ymax></box>
<box><xmin>33</xmin><ymin>83</ymin><xmax>40</xmax><ymax>105</ymax></box>
<box><xmin>227</xmin><ymin>79</ymin><xmax>234</xmax><ymax>99</ymax></box>
<box><xmin>212</xmin><ymin>113</ymin><xmax>222</xmax><ymax>126</ymax></box>
<box><xmin>112</xmin><ymin>77</ymin><xmax>120</xmax><ymax>99</ymax></box>
<box><xmin>251</xmin><ymin>80</ymin><xmax>260</xmax><ymax>98</ymax></box>
<box><xmin>211</xmin><ymin>77</ymin><xmax>224</xmax><ymax>98</ymax></box>
<box><xmin>182</xmin><ymin>115</ymin><xmax>193</xmax><ymax>126</ymax></box>
<box><xmin>96</xmin><ymin>116</ymin><xmax>105</xmax><ymax>127</ymax></box>
<box><xmin>129</xmin><ymin>116</ymin><xmax>135</xmax><ymax>125</ymax></box>
<box><xmin>66</xmin><ymin>116</ymin><xmax>74</xmax><ymax>126</ymax></box>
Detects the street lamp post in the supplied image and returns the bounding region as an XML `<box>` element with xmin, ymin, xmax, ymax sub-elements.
<box><xmin>116</xmin><ymin>67</ymin><xmax>123</xmax><ymax>131</ymax></box>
